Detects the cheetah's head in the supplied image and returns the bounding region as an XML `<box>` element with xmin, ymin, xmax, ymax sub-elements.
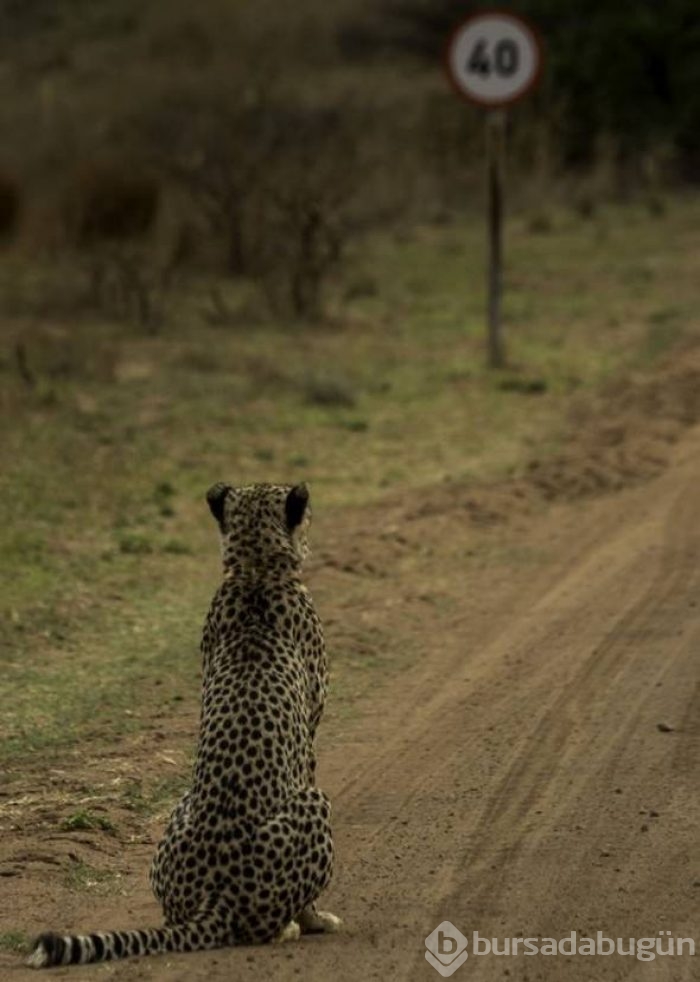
<box><xmin>205</xmin><ymin>482</ymin><xmax>311</xmax><ymax>576</ymax></box>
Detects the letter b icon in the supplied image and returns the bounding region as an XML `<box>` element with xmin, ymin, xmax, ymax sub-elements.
<box><xmin>438</xmin><ymin>931</ymin><xmax>458</xmax><ymax>955</ymax></box>
<box><xmin>426</xmin><ymin>921</ymin><xmax>469</xmax><ymax>977</ymax></box>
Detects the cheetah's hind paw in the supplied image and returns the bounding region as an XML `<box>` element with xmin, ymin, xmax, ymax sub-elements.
<box><xmin>273</xmin><ymin>921</ymin><xmax>301</xmax><ymax>944</ymax></box>
<box><xmin>299</xmin><ymin>909</ymin><xmax>343</xmax><ymax>934</ymax></box>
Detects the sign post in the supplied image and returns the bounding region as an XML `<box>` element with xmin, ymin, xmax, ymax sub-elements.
<box><xmin>444</xmin><ymin>11</ymin><xmax>543</xmax><ymax>369</ymax></box>
<box><xmin>486</xmin><ymin>109</ymin><xmax>505</xmax><ymax>367</ymax></box>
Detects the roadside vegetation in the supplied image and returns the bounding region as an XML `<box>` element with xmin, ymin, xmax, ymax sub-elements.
<box><xmin>2</xmin><ymin>196</ymin><xmax>699</xmax><ymax>769</ymax></box>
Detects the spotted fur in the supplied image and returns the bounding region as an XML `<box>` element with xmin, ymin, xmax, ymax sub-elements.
<box><xmin>28</xmin><ymin>483</ymin><xmax>340</xmax><ymax>968</ymax></box>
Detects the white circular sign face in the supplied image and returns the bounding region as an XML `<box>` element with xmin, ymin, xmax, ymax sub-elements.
<box><xmin>445</xmin><ymin>12</ymin><xmax>542</xmax><ymax>107</ymax></box>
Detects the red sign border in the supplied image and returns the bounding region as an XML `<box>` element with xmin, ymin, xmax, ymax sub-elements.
<box><xmin>443</xmin><ymin>9</ymin><xmax>544</xmax><ymax>109</ymax></box>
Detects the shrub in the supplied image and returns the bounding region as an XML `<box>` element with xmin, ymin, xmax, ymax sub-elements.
<box><xmin>0</xmin><ymin>173</ymin><xmax>20</xmax><ymax>241</ymax></box>
<box><xmin>64</xmin><ymin>161</ymin><xmax>159</xmax><ymax>247</ymax></box>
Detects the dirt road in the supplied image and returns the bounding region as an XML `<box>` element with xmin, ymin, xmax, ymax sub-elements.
<box><xmin>2</xmin><ymin>415</ymin><xmax>699</xmax><ymax>980</ymax></box>
<box><xmin>314</xmin><ymin>425</ymin><xmax>699</xmax><ymax>982</ymax></box>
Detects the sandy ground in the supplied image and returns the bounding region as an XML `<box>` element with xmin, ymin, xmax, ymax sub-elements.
<box><xmin>1</xmin><ymin>358</ymin><xmax>699</xmax><ymax>982</ymax></box>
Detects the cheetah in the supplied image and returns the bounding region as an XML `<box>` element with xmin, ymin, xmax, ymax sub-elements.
<box><xmin>28</xmin><ymin>482</ymin><xmax>340</xmax><ymax>968</ymax></box>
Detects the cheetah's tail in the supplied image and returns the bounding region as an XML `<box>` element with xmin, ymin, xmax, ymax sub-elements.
<box><xmin>26</xmin><ymin>916</ymin><xmax>225</xmax><ymax>968</ymax></box>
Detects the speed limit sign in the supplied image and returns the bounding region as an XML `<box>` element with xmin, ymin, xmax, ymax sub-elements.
<box><xmin>444</xmin><ymin>11</ymin><xmax>543</xmax><ymax>108</ymax></box>
<box><xmin>444</xmin><ymin>11</ymin><xmax>543</xmax><ymax>368</ymax></box>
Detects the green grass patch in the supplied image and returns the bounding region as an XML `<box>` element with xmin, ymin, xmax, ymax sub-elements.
<box><xmin>63</xmin><ymin>859</ymin><xmax>119</xmax><ymax>894</ymax></box>
<box><xmin>60</xmin><ymin>810</ymin><xmax>117</xmax><ymax>833</ymax></box>
<box><xmin>0</xmin><ymin>931</ymin><xmax>30</xmax><ymax>954</ymax></box>
<box><xmin>121</xmin><ymin>774</ymin><xmax>191</xmax><ymax>816</ymax></box>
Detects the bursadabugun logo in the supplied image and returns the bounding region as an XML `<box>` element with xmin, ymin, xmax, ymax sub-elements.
<box><xmin>425</xmin><ymin>925</ymin><xmax>695</xmax><ymax>975</ymax></box>
<box><xmin>424</xmin><ymin>921</ymin><xmax>469</xmax><ymax>977</ymax></box>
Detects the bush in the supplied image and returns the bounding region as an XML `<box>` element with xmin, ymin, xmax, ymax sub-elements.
<box><xmin>143</xmin><ymin>91</ymin><xmax>362</xmax><ymax>319</ymax></box>
<box><xmin>81</xmin><ymin>242</ymin><xmax>174</xmax><ymax>331</ymax></box>
<box><xmin>64</xmin><ymin>161</ymin><xmax>160</xmax><ymax>247</ymax></box>
<box><xmin>0</xmin><ymin>173</ymin><xmax>21</xmax><ymax>241</ymax></box>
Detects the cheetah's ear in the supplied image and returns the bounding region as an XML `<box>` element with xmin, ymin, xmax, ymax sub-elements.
<box><xmin>206</xmin><ymin>482</ymin><xmax>231</xmax><ymax>527</ymax></box>
<box><xmin>285</xmin><ymin>483</ymin><xmax>309</xmax><ymax>530</ymax></box>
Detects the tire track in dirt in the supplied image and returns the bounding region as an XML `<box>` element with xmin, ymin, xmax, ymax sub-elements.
<box><xmin>461</xmin><ymin>476</ymin><xmax>699</xmax><ymax>865</ymax></box>
<box><xmin>402</xmin><ymin>441</ymin><xmax>700</xmax><ymax>981</ymax></box>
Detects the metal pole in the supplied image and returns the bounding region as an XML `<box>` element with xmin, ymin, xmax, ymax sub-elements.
<box><xmin>486</xmin><ymin>110</ymin><xmax>506</xmax><ymax>369</ymax></box>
